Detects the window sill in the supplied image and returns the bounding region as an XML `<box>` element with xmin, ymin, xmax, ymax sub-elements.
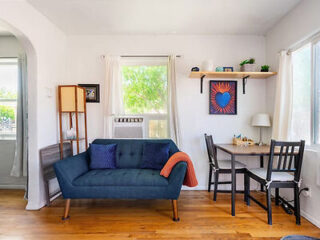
<box><xmin>0</xmin><ymin>135</ymin><xmax>16</xmax><ymax>141</ymax></box>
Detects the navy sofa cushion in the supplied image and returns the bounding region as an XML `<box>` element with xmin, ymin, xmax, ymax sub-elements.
<box><xmin>92</xmin><ymin>139</ymin><xmax>179</xmax><ymax>168</ymax></box>
<box><xmin>89</xmin><ymin>143</ymin><xmax>117</xmax><ymax>169</ymax></box>
<box><xmin>73</xmin><ymin>169</ymin><xmax>168</xmax><ymax>187</ymax></box>
<box><xmin>140</xmin><ymin>142</ymin><xmax>170</xmax><ymax>170</ymax></box>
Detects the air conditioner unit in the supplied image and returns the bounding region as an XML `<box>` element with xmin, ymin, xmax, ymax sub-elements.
<box><xmin>113</xmin><ymin>117</ymin><xmax>144</xmax><ymax>138</ymax></box>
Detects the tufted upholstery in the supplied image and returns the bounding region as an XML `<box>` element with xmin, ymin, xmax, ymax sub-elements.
<box><xmin>54</xmin><ymin>139</ymin><xmax>187</xmax><ymax>200</ymax></box>
<box><xmin>92</xmin><ymin>139</ymin><xmax>179</xmax><ymax>168</ymax></box>
<box><xmin>74</xmin><ymin>169</ymin><xmax>169</xmax><ymax>187</ymax></box>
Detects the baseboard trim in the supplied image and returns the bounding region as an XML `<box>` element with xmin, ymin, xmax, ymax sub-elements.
<box><xmin>0</xmin><ymin>184</ymin><xmax>26</xmax><ymax>189</ymax></box>
<box><xmin>301</xmin><ymin>210</ymin><xmax>320</xmax><ymax>229</ymax></box>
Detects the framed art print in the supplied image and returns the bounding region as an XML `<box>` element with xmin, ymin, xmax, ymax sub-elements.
<box><xmin>78</xmin><ymin>84</ymin><xmax>100</xmax><ymax>103</ymax></box>
<box><xmin>209</xmin><ymin>80</ymin><xmax>237</xmax><ymax>115</ymax></box>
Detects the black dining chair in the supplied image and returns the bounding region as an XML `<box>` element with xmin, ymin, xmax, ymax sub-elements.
<box><xmin>245</xmin><ymin>139</ymin><xmax>305</xmax><ymax>225</ymax></box>
<box><xmin>204</xmin><ymin>134</ymin><xmax>247</xmax><ymax>201</ymax></box>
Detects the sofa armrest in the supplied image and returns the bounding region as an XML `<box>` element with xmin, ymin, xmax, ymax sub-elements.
<box><xmin>168</xmin><ymin>161</ymin><xmax>187</xmax><ymax>188</ymax></box>
<box><xmin>54</xmin><ymin>151</ymin><xmax>89</xmax><ymax>185</ymax></box>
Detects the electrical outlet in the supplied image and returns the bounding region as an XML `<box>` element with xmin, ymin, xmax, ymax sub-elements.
<box><xmin>302</xmin><ymin>186</ymin><xmax>311</xmax><ymax>197</ymax></box>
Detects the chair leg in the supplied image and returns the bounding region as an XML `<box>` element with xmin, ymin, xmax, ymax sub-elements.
<box><xmin>266</xmin><ymin>189</ymin><xmax>272</xmax><ymax>225</ymax></box>
<box><xmin>213</xmin><ymin>171</ymin><xmax>219</xmax><ymax>201</ymax></box>
<box><xmin>275</xmin><ymin>188</ymin><xmax>280</xmax><ymax>206</ymax></box>
<box><xmin>243</xmin><ymin>173</ymin><xmax>247</xmax><ymax>202</ymax></box>
<box><xmin>208</xmin><ymin>166</ymin><xmax>213</xmax><ymax>192</ymax></box>
<box><xmin>62</xmin><ymin>199</ymin><xmax>71</xmax><ymax>220</ymax></box>
<box><xmin>245</xmin><ymin>173</ymin><xmax>250</xmax><ymax>206</ymax></box>
<box><xmin>294</xmin><ymin>185</ymin><xmax>301</xmax><ymax>225</ymax></box>
<box><xmin>172</xmin><ymin>200</ymin><xmax>180</xmax><ymax>222</ymax></box>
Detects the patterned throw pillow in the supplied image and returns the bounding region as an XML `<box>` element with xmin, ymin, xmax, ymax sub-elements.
<box><xmin>89</xmin><ymin>143</ymin><xmax>117</xmax><ymax>169</ymax></box>
<box><xmin>140</xmin><ymin>142</ymin><xmax>170</xmax><ymax>170</ymax></box>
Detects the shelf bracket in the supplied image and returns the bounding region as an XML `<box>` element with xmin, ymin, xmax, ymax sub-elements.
<box><xmin>200</xmin><ymin>74</ymin><xmax>206</xmax><ymax>94</ymax></box>
<box><xmin>242</xmin><ymin>75</ymin><xmax>250</xmax><ymax>94</ymax></box>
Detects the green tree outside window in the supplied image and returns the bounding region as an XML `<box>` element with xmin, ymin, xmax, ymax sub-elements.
<box><xmin>122</xmin><ymin>65</ymin><xmax>168</xmax><ymax>114</ymax></box>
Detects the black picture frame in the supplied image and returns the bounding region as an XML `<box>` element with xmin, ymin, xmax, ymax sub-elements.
<box><xmin>78</xmin><ymin>84</ymin><xmax>100</xmax><ymax>103</ymax></box>
<box><xmin>209</xmin><ymin>80</ymin><xmax>237</xmax><ymax>115</ymax></box>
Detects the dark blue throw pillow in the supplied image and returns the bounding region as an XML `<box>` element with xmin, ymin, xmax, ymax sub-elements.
<box><xmin>89</xmin><ymin>143</ymin><xmax>117</xmax><ymax>169</ymax></box>
<box><xmin>140</xmin><ymin>142</ymin><xmax>170</xmax><ymax>170</ymax></box>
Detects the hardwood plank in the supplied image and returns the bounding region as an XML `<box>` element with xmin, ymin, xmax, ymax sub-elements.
<box><xmin>0</xmin><ymin>190</ymin><xmax>319</xmax><ymax>239</ymax></box>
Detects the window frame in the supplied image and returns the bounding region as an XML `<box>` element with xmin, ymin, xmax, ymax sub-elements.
<box><xmin>311</xmin><ymin>36</ymin><xmax>320</xmax><ymax>144</ymax></box>
<box><xmin>120</xmin><ymin>57</ymin><xmax>170</xmax><ymax>138</ymax></box>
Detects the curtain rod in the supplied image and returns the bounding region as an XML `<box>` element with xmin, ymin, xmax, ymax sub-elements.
<box><xmin>101</xmin><ymin>54</ymin><xmax>181</xmax><ymax>58</ymax></box>
<box><xmin>285</xmin><ymin>29</ymin><xmax>320</xmax><ymax>54</ymax></box>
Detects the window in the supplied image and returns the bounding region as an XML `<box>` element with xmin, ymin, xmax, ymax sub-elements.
<box><xmin>0</xmin><ymin>58</ymin><xmax>18</xmax><ymax>140</ymax></box>
<box><xmin>121</xmin><ymin>57</ymin><xmax>168</xmax><ymax>138</ymax></box>
<box><xmin>291</xmin><ymin>44</ymin><xmax>312</xmax><ymax>143</ymax></box>
<box><xmin>291</xmin><ymin>38</ymin><xmax>320</xmax><ymax>144</ymax></box>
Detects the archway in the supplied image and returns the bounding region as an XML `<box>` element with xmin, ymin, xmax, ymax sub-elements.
<box><xmin>0</xmin><ymin>19</ymin><xmax>39</xmax><ymax>209</ymax></box>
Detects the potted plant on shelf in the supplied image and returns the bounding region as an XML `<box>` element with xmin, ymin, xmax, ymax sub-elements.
<box><xmin>240</xmin><ymin>58</ymin><xmax>256</xmax><ymax>72</ymax></box>
<box><xmin>261</xmin><ymin>65</ymin><xmax>270</xmax><ymax>72</ymax></box>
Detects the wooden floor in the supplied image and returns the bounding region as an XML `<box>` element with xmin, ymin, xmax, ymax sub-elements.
<box><xmin>1</xmin><ymin>190</ymin><xmax>320</xmax><ymax>240</ymax></box>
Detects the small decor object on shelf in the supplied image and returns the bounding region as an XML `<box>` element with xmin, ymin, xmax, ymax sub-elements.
<box><xmin>240</xmin><ymin>58</ymin><xmax>256</xmax><ymax>72</ymax></box>
<box><xmin>209</xmin><ymin>80</ymin><xmax>237</xmax><ymax>115</ymax></box>
<box><xmin>202</xmin><ymin>60</ymin><xmax>214</xmax><ymax>71</ymax></box>
<box><xmin>232</xmin><ymin>134</ymin><xmax>254</xmax><ymax>146</ymax></box>
<box><xmin>78</xmin><ymin>84</ymin><xmax>100</xmax><ymax>103</ymax></box>
<box><xmin>191</xmin><ymin>67</ymin><xmax>200</xmax><ymax>72</ymax></box>
<box><xmin>223</xmin><ymin>67</ymin><xmax>233</xmax><ymax>72</ymax></box>
<box><xmin>65</xmin><ymin>128</ymin><xmax>76</xmax><ymax>140</ymax></box>
<box><xmin>215</xmin><ymin>66</ymin><xmax>224</xmax><ymax>72</ymax></box>
<box><xmin>261</xmin><ymin>65</ymin><xmax>270</xmax><ymax>72</ymax></box>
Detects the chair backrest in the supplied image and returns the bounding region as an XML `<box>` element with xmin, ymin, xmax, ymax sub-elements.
<box><xmin>91</xmin><ymin>139</ymin><xmax>179</xmax><ymax>168</ymax></box>
<box><xmin>40</xmin><ymin>142</ymin><xmax>72</xmax><ymax>180</ymax></box>
<box><xmin>267</xmin><ymin>139</ymin><xmax>305</xmax><ymax>182</ymax></box>
<box><xmin>204</xmin><ymin>134</ymin><xmax>219</xmax><ymax>168</ymax></box>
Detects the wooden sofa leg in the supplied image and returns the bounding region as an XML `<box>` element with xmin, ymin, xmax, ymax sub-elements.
<box><xmin>172</xmin><ymin>200</ymin><xmax>180</xmax><ymax>222</ymax></box>
<box><xmin>62</xmin><ymin>199</ymin><xmax>71</xmax><ymax>220</ymax></box>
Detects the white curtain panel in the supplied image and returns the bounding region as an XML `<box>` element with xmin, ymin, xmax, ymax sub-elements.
<box><xmin>272</xmin><ymin>50</ymin><xmax>293</xmax><ymax>141</ymax></box>
<box><xmin>168</xmin><ymin>55</ymin><xmax>181</xmax><ymax>147</ymax></box>
<box><xmin>11</xmin><ymin>55</ymin><xmax>28</xmax><ymax>177</ymax></box>
<box><xmin>103</xmin><ymin>55</ymin><xmax>123</xmax><ymax>138</ymax></box>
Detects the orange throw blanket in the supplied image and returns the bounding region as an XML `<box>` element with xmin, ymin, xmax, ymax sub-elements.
<box><xmin>160</xmin><ymin>152</ymin><xmax>198</xmax><ymax>187</ymax></box>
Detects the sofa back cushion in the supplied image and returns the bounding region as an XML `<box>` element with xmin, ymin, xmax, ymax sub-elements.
<box><xmin>91</xmin><ymin>139</ymin><xmax>179</xmax><ymax>169</ymax></box>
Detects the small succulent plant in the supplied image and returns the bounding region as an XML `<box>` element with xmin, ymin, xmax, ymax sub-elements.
<box><xmin>240</xmin><ymin>58</ymin><xmax>255</xmax><ymax>66</ymax></box>
<box><xmin>261</xmin><ymin>65</ymin><xmax>270</xmax><ymax>72</ymax></box>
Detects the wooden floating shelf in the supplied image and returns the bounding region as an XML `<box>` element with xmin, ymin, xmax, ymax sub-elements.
<box><xmin>189</xmin><ymin>71</ymin><xmax>277</xmax><ymax>94</ymax></box>
<box><xmin>189</xmin><ymin>71</ymin><xmax>277</xmax><ymax>79</ymax></box>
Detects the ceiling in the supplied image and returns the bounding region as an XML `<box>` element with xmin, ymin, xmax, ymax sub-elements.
<box><xmin>27</xmin><ymin>0</ymin><xmax>301</xmax><ymax>35</ymax></box>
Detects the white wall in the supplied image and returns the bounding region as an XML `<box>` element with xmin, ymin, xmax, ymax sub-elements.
<box><xmin>0</xmin><ymin>0</ymin><xmax>67</xmax><ymax>209</ymax></box>
<box><xmin>66</xmin><ymin>34</ymin><xmax>267</xmax><ymax>190</ymax></box>
<box><xmin>0</xmin><ymin>36</ymin><xmax>26</xmax><ymax>188</ymax></box>
<box><xmin>266</xmin><ymin>0</ymin><xmax>320</xmax><ymax>228</ymax></box>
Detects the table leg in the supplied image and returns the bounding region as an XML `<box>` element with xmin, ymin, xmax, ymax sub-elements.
<box><xmin>231</xmin><ymin>154</ymin><xmax>236</xmax><ymax>216</ymax></box>
<box><xmin>260</xmin><ymin>155</ymin><xmax>264</xmax><ymax>191</ymax></box>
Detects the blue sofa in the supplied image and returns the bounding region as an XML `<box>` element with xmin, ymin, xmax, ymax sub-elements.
<box><xmin>54</xmin><ymin>139</ymin><xmax>187</xmax><ymax>221</ymax></box>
